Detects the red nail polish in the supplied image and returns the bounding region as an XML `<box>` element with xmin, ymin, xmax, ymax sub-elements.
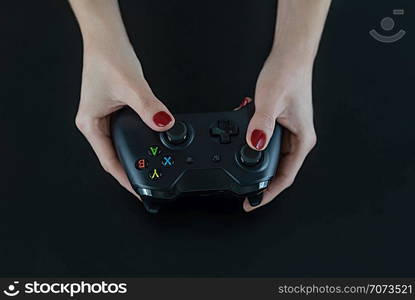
<box><xmin>153</xmin><ymin>111</ymin><xmax>172</xmax><ymax>127</ymax></box>
<box><xmin>238</xmin><ymin>97</ymin><xmax>250</xmax><ymax>108</ymax></box>
<box><xmin>251</xmin><ymin>129</ymin><xmax>266</xmax><ymax>150</ymax></box>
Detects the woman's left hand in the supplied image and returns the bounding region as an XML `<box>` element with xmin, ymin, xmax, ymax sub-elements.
<box><xmin>242</xmin><ymin>56</ymin><xmax>317</xmax><ymax>212</ymax></box>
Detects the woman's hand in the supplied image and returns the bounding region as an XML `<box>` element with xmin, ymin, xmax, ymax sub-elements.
<box><xmin>242</xmin><ymin>57</ymin><xmax>317</xmax><ymax>212</ymax></box>
<box><xmin>69</xmin><ymin>0</ymin><xmax>175</xmax><ymax>199</ymax></box>
<box><xmin>241</xmin><ymin>0</ymin><xmax>331</xmax><ymax>212</ymax></box>
<box><xmin>75</xmin><ymin>40</ymin><xmax>174</xmax><ymax>199</ymax></box>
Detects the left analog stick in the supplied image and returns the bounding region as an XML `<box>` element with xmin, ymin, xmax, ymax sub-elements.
<box><xmin>165</xmin><ymin>121</ymin><xmax>188</xmax><ymax>145</ymax></box>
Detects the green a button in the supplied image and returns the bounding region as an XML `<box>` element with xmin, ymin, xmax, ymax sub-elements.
<box><xmin>148</xmin><ymin>145</ymin><xmax>161</xmax><ymax>157</ymax></box>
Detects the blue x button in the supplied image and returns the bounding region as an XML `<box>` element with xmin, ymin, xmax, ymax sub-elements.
<box><xmin>161</xmin><ymin>155</ymin><xmax>174</xmax><ymax>167</ymax></box>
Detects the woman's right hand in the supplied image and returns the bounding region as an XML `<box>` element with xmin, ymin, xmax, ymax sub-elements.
<box><xmin>75</xmin><ymin>41</ymin><xmax>175</xmax><ymax>199</ymax></box>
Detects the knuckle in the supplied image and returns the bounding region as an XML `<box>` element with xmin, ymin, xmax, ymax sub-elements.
<box><xmin>279</xmin><ymin>174</ymin><xmax>295</xmax><ymax>188</ymax></box>
<box><xmin>303</xmin><ymin>131</ymin><xmax>317</xmax><ymax>149</ymax></box>
<box><xmin>75</xmin><ymin>115</ymin><xmax>98</xmax><ymax>135</ymax></box>
<box><xmin>285</xmin><ymin>177</ymin><xmax>295</xmax><ymax>188</ymax></box>
<box><xmin>101</xmin><ymin>164</ymin><xmax>110</xmax><ymax>174</ymax></box>
<box><xmin>100</xmin><ymin>156</ymin><xmax>118</xmax><ymax>174</ymax></box>
<box><xmin>137</xmin><ymin>96</ymin><xmax>152</xmax><ymax>109</ymax></box>
<box><xmin>100</xmin><ymin>160</ymin><xmax>112</xmax><ymax>174</ymax></box>
<box><xmin>254</xmin><ymin>110</ymin><xmax>276</xmax><ymax>131</ymax></box>
<box><xmin>75</xmin><ymin>115</ymin><xmax>88</xmax><ymax>132</ymax></box>
<box><xmin>309</xmin><ymin>134</ymin><xmax>317</xmax><ymax>148</ymax></box>
<box><xmin>130</xmin><ymin>97</ymin><xmax>158</xmax><ymax>119</ymax></box>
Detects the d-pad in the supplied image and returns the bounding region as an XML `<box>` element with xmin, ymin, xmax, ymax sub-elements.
<box><xmin>210</xmin><ymin>120</ymin><xmax>239</xmax><ymax>144</ymax></box>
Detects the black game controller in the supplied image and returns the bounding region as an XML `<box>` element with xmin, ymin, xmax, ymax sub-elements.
<box><xmin>111</xmin><ymin>102</ymin><xmax>282</xmax><ymax>213</ymax></box>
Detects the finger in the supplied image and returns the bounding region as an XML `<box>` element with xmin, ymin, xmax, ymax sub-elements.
<box><xmin>243</xmin><ymin>132</ymin><xmax>316</xmax><ymax>212</ymax></box>
<box><xmin>233</xmin><ymin>97</ymin><xmax>253</xmax><ymax>111</ymax></box>
<box><xmin>125</xmin><ymin>93</ymin><xmax>175</xmax><ymax>132</ymax></box>
<box><xmin>245</xmin><ymin>99</ymin><xmax>281</xmax><ymax>151</ymax></box>
<box><xmin>76</xmin><ymin>116</ymin><xmax>141</xmax><ymax>200</ymax></box>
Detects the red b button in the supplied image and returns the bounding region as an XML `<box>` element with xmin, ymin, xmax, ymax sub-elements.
<box><xmin>136</xmin><ymin>158</ymin><xmax>148</xmax><ymax>170</ymax></box>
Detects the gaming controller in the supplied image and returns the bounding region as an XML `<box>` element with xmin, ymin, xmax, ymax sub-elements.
<box><xmin>111</xmin><ymin>102</ymin><xmax>282</xmax><ymax>213</ymax></box>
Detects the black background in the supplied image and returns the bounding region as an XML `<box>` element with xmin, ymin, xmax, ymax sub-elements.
<box><xmin>1</xmin><ymin>0</ymin><xmax>414</xmax><ymax>276</ymax></box>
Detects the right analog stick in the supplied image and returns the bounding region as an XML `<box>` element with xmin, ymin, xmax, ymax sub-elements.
<box><xmin>240</xmin><ymin>144</ymin><xmax>262</xmax><ymax>167</ymax></box>
<box><xmin>165</xmin><ymin>121</ymin><xmax>188</xmax><ymax>145</ymax></box>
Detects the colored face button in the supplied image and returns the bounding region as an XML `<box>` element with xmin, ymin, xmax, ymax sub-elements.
<box><xmin>161</xmin><ymin>155</ymin><xmax>174</xmax><ymax>167</ymax></box>
<box><xmin>136</xmin><ymin>158</ymin><xmax>148</xmax><ymax>170</ymax></box>
<box><xmin>148</xmin><ymin>145</ymin><xmax>161</xmax><ymax>157</ymax></box>
<box><xmin>148</xmin><ymin>168</ymin><xmax>162</xmax><ymax>180</ymax></box>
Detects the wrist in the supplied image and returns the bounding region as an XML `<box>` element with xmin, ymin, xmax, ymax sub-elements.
<box><xmin>256</xmin><ymin>51</ymin><xmax>313</xmax><ymax>100</ymax></box>
<box><xmin>82</xmin><ymin>36</ymin><xmax>148</xmax><ymax>84</ymax></box>
<box><xmin>81</xmin><ymin>29</ymin><xmax>137</xmax><ymax>68</ymax></box>
<box><xmin>70</xmin><ymin>0</ymin><xmax>131</xmax><ymax>53</ymax></box>
<box><xmin>82</xmin><ymin>28</ymin><xmax>131</xmax><ymax>55</ymax></box>
<box><xmin>267</xmin><ymin>47</ymin><xmax>315</xmax><ymax>73</ymax></box>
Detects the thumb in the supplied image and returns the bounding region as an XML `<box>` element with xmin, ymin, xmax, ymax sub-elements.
<box><xmin>125</xmin><ymin>92</ymin><xmax>175</xmax><ymax>132</ymax></box>
<box><xmin>246</xmin><ymin>101</ymin><xmax>280</xmax><ymax>151</ymax></box>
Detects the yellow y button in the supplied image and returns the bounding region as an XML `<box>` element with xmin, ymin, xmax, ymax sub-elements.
<box><xmin>148</xmin><ymin>168</ymin><xmax>162</xmax><ymax>180</ymax></box>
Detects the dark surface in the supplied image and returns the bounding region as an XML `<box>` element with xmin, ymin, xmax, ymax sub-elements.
<box><xmin>1</xmin><ymin>0</ymin><xmax>414</xmax><ymax>276</ymax></box>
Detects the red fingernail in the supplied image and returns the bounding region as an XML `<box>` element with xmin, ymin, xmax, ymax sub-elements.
<box><xmin>153</xmin><ymin>111</ymin><xmax>172</xmax><ymax>127</ymax></box>
<box><xmin>238</xmin><ymin>97</ymin><xmax>250</xmax><ymax>108</ymax></box>
<box><xmin>251</xmin><ymin>129</ymin><xmax>266</xmax><ymax>150</ymax></box>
